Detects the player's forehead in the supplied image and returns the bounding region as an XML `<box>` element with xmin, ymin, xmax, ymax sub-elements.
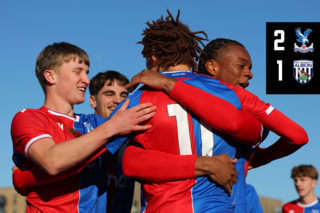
<box><xmin>222</xmin><ymin>45</ymin><xmax>251</xmax><ymax>63</ymax></box>
<box><xmin>294</xmin><ymin>175</ymin><xmax>311</xmax><ymax>180</ymax></box>
<box><xmin>99</xmin><ymin>80</ymin><xmax>128</xmax><ymax>93</ymax></box>
<box><xmin>59</xmin><ymin>56</ymin><xmax>89</xmax><ymax>70</ymax></box>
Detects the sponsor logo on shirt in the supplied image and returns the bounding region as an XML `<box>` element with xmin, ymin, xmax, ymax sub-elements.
<box><xmin>107</xmin><ymin>174</ymin><xmax>131</xmax><ymax>189</ymax></box>
<box><xmin>84</xmin><ymin>122</ymin><xmax>94</xmax><ymax>132</ymax></box>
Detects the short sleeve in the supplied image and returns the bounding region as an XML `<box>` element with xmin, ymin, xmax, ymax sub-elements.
<box><xmin>11</xmin><ymin>109</ymin><xmax>52</xmax><ymax>158</ymax></box>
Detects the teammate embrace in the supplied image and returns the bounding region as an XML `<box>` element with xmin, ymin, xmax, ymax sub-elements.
<box><xmin>11</xmin><ymin>10</ymin><xmax>308</xmax><ymax>213</ymax></box>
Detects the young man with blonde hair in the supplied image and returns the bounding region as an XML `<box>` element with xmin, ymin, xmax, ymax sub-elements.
<box><xmin>283</xmin><ymin>165</ymin><xmax>320</xmax><ymax>213</ymax></box>
<box><xmin>11</xmin><ymin>42</ymin><xmax>155</xmax><ymax>212</ymax></box>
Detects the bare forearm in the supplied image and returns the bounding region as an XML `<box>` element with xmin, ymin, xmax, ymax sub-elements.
<box><xmin>13</xmin><ymin>147</ymin><xmax>108</xmax><ymax>194</ymax></box>
<box><xmin>29</xmin><ymin>121</ymin><xmax>116</xmax><ymax>175</ymax></box>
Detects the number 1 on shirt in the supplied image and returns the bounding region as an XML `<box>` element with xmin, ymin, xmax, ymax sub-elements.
<box><xmin>167</xmin><ymin>103</ymin><xmax>214</xmax><ymax>157</ymax></box>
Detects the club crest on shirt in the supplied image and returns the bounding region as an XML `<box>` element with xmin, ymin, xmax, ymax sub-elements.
<box><xmin>294</xmin><ymin>28</ymin><xmax>314</xmax><ymax>53</ymax></box>
<box><xmin>84</xmin><ymin>122</ymin><xmax>94</xmax><ymax>132</ymax></box>
<box><xmin>293</xmin><ymin>60</ymin><xmax>313</xmax><ymax>84</ymax></box>
<box><xmin>68</xmin><ymin>128</ymin><xmax>83</xmax><ymax>138</ymax></box>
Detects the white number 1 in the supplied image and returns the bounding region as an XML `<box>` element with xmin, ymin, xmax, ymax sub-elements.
<box><xmin>167</xmin><ymin>103</ymin><xmax>214</xmax><ymax>156</ymax></box>
<box><xmin>277</xmin><ymin>60</ymin><xmax>283</xmax><ymax>81</ymax></box>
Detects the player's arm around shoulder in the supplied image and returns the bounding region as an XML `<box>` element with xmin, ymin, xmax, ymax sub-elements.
<box><xmin>167</xmin><ymin>78</ymin><xmax>263</xmax><ymax>145</ymax></box>
<box><xmin>10</xmin><ymin>108</ymin><xmax>110</xmax><ymax>175</ymax></box>
<box><xmin>12</xmin><ymin>101</ymin><xmax>156</xmax><ymax>176</ymax></box>
<box><xmin>124</xmin><ymin>69</ymin><xmax>177</xmax><ymax>94</ymax></box>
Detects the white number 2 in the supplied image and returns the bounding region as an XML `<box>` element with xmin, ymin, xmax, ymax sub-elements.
<box><xmin>274</xmin><ymin>30</ymin><xmax>285</xmax><ymax>51</ymax></box>
<box><xmin>167</xmin><ymin>103</ymin><xmax>214</xmax><ymax>156</ymax></box>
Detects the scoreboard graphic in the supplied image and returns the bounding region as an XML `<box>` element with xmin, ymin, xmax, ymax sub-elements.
<box><xmin>266</xmin><ymin>22</ymin><xmax>320</xmax><ymax>94</ymax></box>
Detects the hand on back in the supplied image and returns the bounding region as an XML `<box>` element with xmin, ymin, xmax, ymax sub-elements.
<box><xmin>109</xmin><ymin>98</ymin><xmax>157</xmax><ymax>135</ymax></box>
<box><xmin>125</xmin><ymin>69</ymin><xmax>177</xmax><ymax>95</ymax></box>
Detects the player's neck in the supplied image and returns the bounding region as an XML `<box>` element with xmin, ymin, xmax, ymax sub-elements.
<box><xmin>43</xmin><ymin>93</ymin><xmax>74</xmax><ymax>117</ymax></box>
<box><xmin>299</xmin><ymin>191</ymin><xmax>317</xmax><ymax>205</ymax></box>
<box><xmin>165</xmin><ymin>64</ymin><xmax>191</xmax><ymax>72</ymax></box>
<box><xmin>153</xmin><ymin>64</ymin><xmax>191</xmax><ymax>72</ymax></box>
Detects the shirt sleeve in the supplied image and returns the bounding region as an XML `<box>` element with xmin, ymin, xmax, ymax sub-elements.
<box><xmin>229</xmin><ymin>87</ymin><xmax>308</xmax><ymax>167</ymax></box>
<box><xmin>169</xmin><ymin>81</ymin><xmax>262</xmax><ymax>146</ymax></box>
<box><xmin>230</xmin><ymin>85</ymin><xmax>273</xmax><ymax>121</ymax></box>
<box><xmin>12</xmin><ymin>147</ymin><xmax>108</xmax><ymax>194</ymax></box>
<box><xmin>122</xmin><ymin>143</ymin><xmax>197</xmax><ymax>181</ymax></box>
<box><xmin>249</xmin><ymin>109</ymin><xmax>308</xmax><ymax>167</ymax></box>
<box><xmin>11</xmin><ymin>110</ymin><xmax>52</xmax><ymax>158</ymax></box>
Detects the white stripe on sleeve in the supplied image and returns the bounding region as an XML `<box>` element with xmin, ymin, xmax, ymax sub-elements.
<box><xmin>266</xmin><ymin>106</ymin><xmax>274</xmax><ymax>115</ymax></box>
<box><xmin>25</xmin><ymin>134</ymin><xmax>52</xmax><ymax>158</ymax></box>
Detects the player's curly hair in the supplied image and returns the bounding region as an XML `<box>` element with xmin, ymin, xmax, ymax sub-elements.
<box><xmin>291</xmin><ymin>165</ymin><xmax>318</xmax><ymax>180</ymax></box>
<box><xmin>138</xmin><ymin>10</ymin><xmax>208</xmax><ymax>72</ymax></box>
<box><xmin>198</xmin><ymin>38</ymin><xmax>244</xmax><ymax>75</ymax></box>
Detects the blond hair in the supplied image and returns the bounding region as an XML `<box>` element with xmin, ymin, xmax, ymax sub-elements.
<box><xmin>35</xmin><ymin>42</ymin><xmax>90</xmax><ymax>93</ymax></box>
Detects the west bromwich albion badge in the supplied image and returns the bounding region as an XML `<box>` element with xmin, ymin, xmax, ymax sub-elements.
<box><xmin>293</xmin><ymin>60</ymin><xmax>314</xmax><ymax>84</ymax></box>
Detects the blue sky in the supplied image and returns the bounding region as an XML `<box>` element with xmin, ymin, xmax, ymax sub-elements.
<box><xmin>0</xmin><ymin>0</ymin><xmax>319</xmax><ymax>204</ymax></box>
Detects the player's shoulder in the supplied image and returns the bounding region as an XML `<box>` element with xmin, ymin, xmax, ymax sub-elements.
<box><xmin>184</xmin><ymin>73</ymin><xmax>232</xmax><ymax>89</ymax></box>
<box><xmin>189</xmin><ymin>72</ymin><xmax>219</xmax><ymax>82</ymax></box>
<box><xmin>76</xmin><ymin>113</ymin><xmax>106</xmax><ymax>127</ymax></box>
<box><xmin>130</xmin><ymin>85</ymin><xmax>152</xmax><ymax>105</ymax></box>
<box><xmin>282</xmin><ymin>200</ymin><xmax>299</xmax><ymax>211</ymax></box>
<box><xmin>283</xmin><ymin>200</ymin><xmax>298</xmax><ymax>206</ymax></box>
<box><xmin>246</xmin><ymin>184</ymin><xmax>256</xmax><ymax>192</ymax></box>
<box><xmin>308</xmin><ymin>198</ymin><xmax>320</xmax><ymax>208</ymax></box>
<box><xmin>315</xmin><ymin>198</ymin><xmax>320</xmax><ymax>208</ymax></box>
<box><xmin>76</xmin><ymin>113</ymin><xmax>102</xmax><ymax>121</ymax></box>
<box><xmin>11</xmin><ymin>107</ymin><xmax>49</xmax><ymax>133</ymax></box>
<box><xmin>13</xmin><ymin>107</ymin><xmax>47</xmax><ymax>121</ymax></box>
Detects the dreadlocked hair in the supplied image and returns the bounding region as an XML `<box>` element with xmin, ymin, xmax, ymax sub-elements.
<box><xmin>198</xmin><ymin>38</ymin><xmax>244</xmax><ymax>75</ymax></box>
<box><xmin>138</xmin><ymin>10</ymin><xmax>208</xmax><ymax>72</ymax></box>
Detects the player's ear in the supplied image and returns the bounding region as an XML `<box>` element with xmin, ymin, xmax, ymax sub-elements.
<box><xmin>205</xmin><ymin>59</ymin><xmax>220</xmax><ymax>77</ymax></box>
<box><xmin>151</xmin><ymin>55</ymin><xmax>158</xmax><ymax>64</ymax></box>
<box><xmin>147</xmin><ymin>55</ymin><xmax>160</xmax><ymax>71</ymax></box>
<box><xmin>312</xmin><ymin>179</ymin><xmax>317</xmax><ymax>188</ymax></box>
<box><xmin>89</xmin><ymin>95</ymin><xmax>97</xmax><ymax>109</ymax></box>
<box><xmin>44</xmin><ymin>70</ymin><xmax>56</xmax><ymax>85</ymax></box>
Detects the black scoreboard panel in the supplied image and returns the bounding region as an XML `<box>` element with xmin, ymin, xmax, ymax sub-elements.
<box><xmin>266</xmin><ymin>22</ymin><xmax>319</xmax><ymax>94</ymax></box>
